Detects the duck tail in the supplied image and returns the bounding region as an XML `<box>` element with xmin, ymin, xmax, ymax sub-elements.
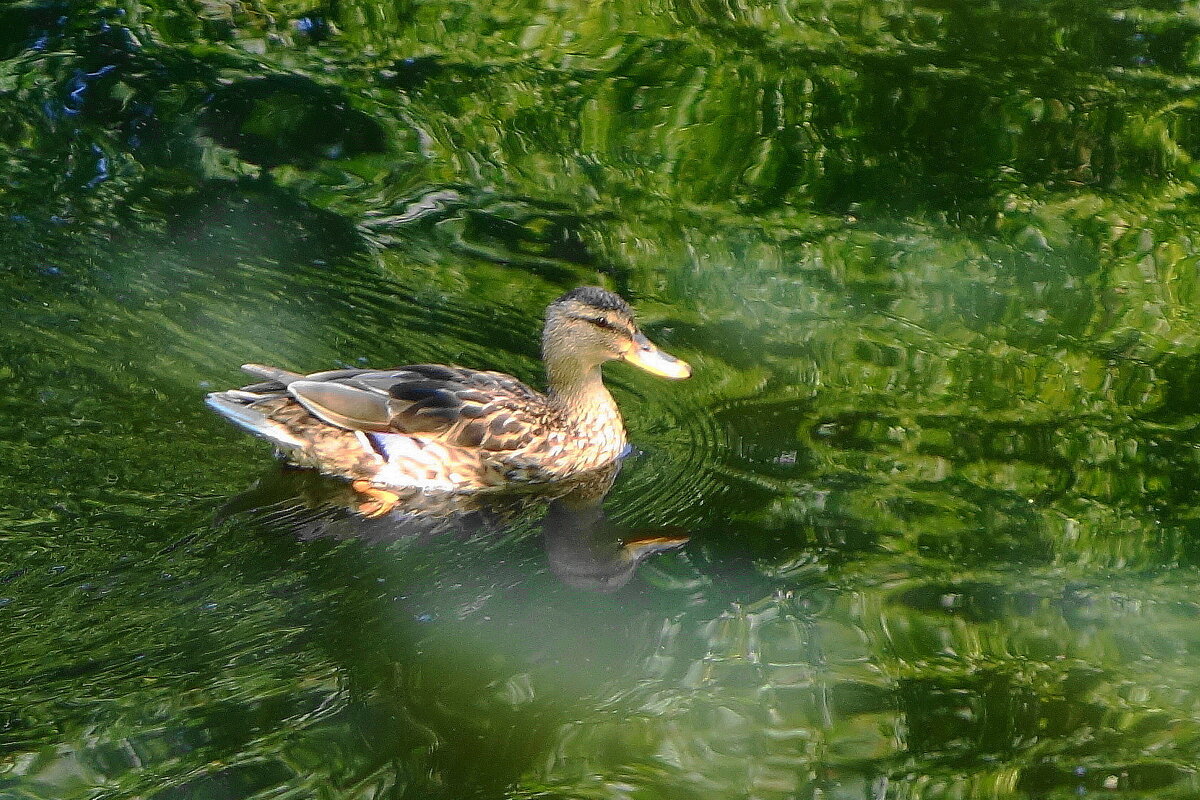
<box><xmin>241</xmin><ymin>363</ymin><xmax>306</xmax><ymax>384</ymax></box>
<box><xmin>206</xmin><ymin>392</ymin><xmax>307</xmax><ymax>452</ymax></box>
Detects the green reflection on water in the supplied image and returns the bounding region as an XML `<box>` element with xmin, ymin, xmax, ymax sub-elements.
<box><xmin>5</xmin><ymin>0</ymin><xmax>1200</xmax><ymax>798</ymax></box>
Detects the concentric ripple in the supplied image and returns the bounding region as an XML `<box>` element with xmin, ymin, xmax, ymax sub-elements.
<box><xmin>608</xmin><ymin>353</ymin><xmax>742</xmax><ymax>527</ymax></box>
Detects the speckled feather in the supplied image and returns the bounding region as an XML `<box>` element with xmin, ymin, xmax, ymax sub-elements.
<box><xmin>216</xmin><ymin>364</ymin><xmax>602</xmax><ymax>490</ymax></box>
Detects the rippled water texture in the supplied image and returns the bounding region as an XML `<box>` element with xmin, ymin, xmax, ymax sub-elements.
<box><xmin>6</xmin><ymin>1</ymin><xmax>1200</xmax><ymax>798</ymax></box>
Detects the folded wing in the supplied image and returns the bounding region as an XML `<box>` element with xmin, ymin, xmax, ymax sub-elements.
<box><xmin>283</xmin><ymin>364</ymin><xmax>553</xmax><ymax>452</ymax></box>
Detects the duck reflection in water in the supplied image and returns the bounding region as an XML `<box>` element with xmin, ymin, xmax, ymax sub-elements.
<box><xmin>218</xmin><ymin>460</ymin><xmax>688</xmax><ymax>592</ymax></box>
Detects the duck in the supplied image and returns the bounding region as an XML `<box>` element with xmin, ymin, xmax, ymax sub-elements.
<box><xmin>206</xmin><ymin>287</ymin><xmax>691</xmax><ymax>511</ymax></box>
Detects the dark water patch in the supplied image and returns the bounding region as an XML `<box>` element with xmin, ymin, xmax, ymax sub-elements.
<box><xmin>0</xmin><ymin>2</ymin><xmax>69</xmax><ymax>60</ymax></box>
<box><xmin>200</xmin><ymin>75</ymin><xmax>387</xmax><ymax>168</ymax></box>
<box><xmin>164</xmin><ymin>179</ymin><xmax>363</xmax><ymax>263</ymax></box>
<box><xmin>1019</xmin><ymin>760</ymin><xmax>1193</xmax><ymax>795</ymax></box>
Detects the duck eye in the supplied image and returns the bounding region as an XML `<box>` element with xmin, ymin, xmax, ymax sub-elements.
<box><xmin>584</xmin><ymin>316</ymin><xmax>622</xmax><ymax>332</ymax></box>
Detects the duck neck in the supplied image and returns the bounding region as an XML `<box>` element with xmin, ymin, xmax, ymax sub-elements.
<box><xmin>545</xmin><ymin>358</ymin><xmax>623</xmax><ymax>440</ymax></box>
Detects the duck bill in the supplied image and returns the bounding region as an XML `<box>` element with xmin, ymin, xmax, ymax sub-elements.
<box><xmin>623</xmin><ymin>332</ymin><xmax>692</xmax><ymax>379</ymax></box>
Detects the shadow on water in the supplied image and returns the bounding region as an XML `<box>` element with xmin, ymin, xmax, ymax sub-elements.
<box><xmin>148</xmin><ymin>461</ymin><xmax>696</xmax><ymax>799</ymax></box>
<box><xmin>218</xmin><ymin>462</ymin><xmax>689</xmax><ymax>593</ymax></box>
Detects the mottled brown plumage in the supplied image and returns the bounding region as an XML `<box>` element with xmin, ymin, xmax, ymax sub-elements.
<box><xmin>206</xmin><ymin>287</ymin><xmax>691</xmax><ymax>496</ymax></box>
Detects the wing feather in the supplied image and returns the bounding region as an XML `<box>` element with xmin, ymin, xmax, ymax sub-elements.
<box><xmin>289</xmin><ymin>380</ymin><xmax>393</xmax><ymax>431</ymax></box>
<box><xmin>246</xmin><ymin>363</ymin><xmax>559</xmax><ymax>454</ymax></box>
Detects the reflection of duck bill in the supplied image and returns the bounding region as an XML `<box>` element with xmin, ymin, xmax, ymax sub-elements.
<box><xmin>544</xmin><ymin>507</ymin><xmax>691</xmax><ymax>593</ymax></box>
<box><xmin>618</xmin><ymin>531</ymin><xmax>690</xmax><ymax>562</ymax></box>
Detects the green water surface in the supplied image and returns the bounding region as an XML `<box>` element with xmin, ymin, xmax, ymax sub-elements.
<box><xmin>5</xmin><ymin>1</ymin><xmax>1200</xmax><ymax>798</ymax></box>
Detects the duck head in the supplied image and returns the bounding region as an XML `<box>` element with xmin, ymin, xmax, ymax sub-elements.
<box><xmin>543</xmin><ymin>287</ymin><xmax>692</xmax><ymax>380</ymax></box>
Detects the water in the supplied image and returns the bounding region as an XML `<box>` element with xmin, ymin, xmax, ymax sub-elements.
<box><xmin>5</xmin><ymin>1</ymin><xmax>1200</xmax><ymax>797</ymax></box>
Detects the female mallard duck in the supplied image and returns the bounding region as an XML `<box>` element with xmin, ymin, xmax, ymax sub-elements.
<box><xmin>206</xmin><ymin>287</ymin><xmax>691</xmax><ymax>506</ymax></box>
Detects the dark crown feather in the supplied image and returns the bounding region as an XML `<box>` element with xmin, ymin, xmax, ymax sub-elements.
<box><xmin>552</xmin><ymin>286</ymin><xmax>632</xmax><ymax>315</ymax></box>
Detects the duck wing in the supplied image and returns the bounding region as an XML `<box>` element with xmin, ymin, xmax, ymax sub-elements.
<box><xmin>285</xmin><ymin>364</ymin><xmax>553</xmax><ymax>451</ymax></box>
